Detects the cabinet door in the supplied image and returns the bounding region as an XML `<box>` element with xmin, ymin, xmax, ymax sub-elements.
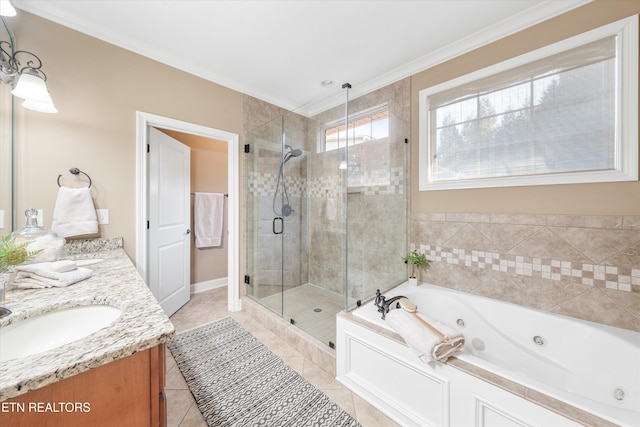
<box><xmin>151</xmin><ymin>344</ymin><xmax>167</xmax><ymax>427</ymax></box>
<box><xmin>0</xmin><ymin>345</ymin><xmax>167</xmax><ymax>427</ymax></box>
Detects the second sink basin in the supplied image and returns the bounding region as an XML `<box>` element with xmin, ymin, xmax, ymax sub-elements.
<box><xmin>0</xmin><ymin>305</ymin><xmax>122</xmax><ymax>363</ymax></box>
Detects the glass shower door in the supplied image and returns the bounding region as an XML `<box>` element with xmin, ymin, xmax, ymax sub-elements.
<box><xmin>345</xmin><ymin>110</ymin><xmax>409</xmax><ymax>311</ymax></box>
<box><xmin>246</xmin><ymin>116</ymin><xmax>286</xmax><ymax>315</ymax></box>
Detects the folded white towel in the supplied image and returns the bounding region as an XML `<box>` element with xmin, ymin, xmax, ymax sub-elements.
<box><xmin>194</xmin><ymin>192</ymin><xmax>224</xmax><ymax>248</ymax></box>
<box><xmin>386</xmin><ymin>309</ymin><xmax>465</xmax><ymax>362</ymax></box>
<box><xmin>51</xmin><ymin>186</ymin><xmax>99</xmax><ymax>238</ymax></box>
<box><xmin>12</xmin><ymin>261</ymin><xmax>93</xmax><ymax>288</ymax></box>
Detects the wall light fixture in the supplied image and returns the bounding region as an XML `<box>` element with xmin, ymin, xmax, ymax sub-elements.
<box><xmin>0</xmin><ymin>9</ymin><xmax>57</xmax><ymax>113</ymax></box>
<box><xmin>0</xmin><ymin>0</ymin><xmax>16</xmax><ymax>17</ymax></box>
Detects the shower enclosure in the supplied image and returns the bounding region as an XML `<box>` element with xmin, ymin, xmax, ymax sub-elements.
<box><xmin>245</xmin><ymin>84</ymin><xmax>409</xmax><ymax>347</ymax></box>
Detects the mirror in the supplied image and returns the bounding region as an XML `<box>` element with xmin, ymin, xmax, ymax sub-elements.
<box><xmin>0</xmin><ymin>17</ymin><xmax>14</xmax><ymax>234</ymax></box>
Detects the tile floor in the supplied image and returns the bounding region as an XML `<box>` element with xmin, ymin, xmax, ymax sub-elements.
<box><xmin>258</xmin><ymin>283</ymin><xmax>347</xmax><ymax>346</ymax></box>
<box><xmin>165</xmin><ymin>287</ymin><xmax>400</xmax><ymax>427</ymax></box>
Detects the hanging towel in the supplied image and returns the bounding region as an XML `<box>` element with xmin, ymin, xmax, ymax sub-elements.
<box><xmin>12</xmin><ymin>261</ymin><xmax>93</xmax><ymax>288</ymax></box>
<box><xmin>386</xmin><ymin>309</ymin><xmax>465</xmax><ymax>363</ymax></box>
<box><xmin>51</xmin><ymin>186</ymin><xmax>99</xmax><ymax>238</ymax></box>
<box><xmin>324</xmin><ymin>197</ymin><xmax>336</xmax><ymax>221</ymax></box>
<box><xmin>194</xmin><ymin>192</ymin><xmax>224</xmax><ymax>248</ymax></box>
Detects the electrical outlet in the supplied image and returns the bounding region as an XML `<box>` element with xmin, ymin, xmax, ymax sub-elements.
<box><xmin>96</xmin><ymin>209</ymin><xmax>109</xmax><ymax>225</ymax></box>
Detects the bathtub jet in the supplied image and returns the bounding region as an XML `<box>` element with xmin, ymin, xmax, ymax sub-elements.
<box><xmin>338</xmin><ymin>281</ymin><xmax>640</xmax><ymax>427</ymax></box>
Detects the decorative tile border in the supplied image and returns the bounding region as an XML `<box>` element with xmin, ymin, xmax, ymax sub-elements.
<box><xmin>418</xmin><ymin>244</ymin><xmax>636</xmax><ymax>292</ymax></box>
<box><xmin>247</xmin><ymin>171</ymin><xmax>305</xmax><ymax>197</ymax></box>
<box><xmin>249</xmin><ymin>168</ymin><xmax>405</xmax><ymax>198</ymax></box>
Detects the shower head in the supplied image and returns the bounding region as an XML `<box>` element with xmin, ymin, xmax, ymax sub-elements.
<box><xmin>283</xmin><ymin>147</ymin><xmax>303</xmax><ymax>163</ymax></box>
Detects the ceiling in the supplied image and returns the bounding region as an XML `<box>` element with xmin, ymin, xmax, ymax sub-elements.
<box><xmin>14</xmin><ymin>0</ymin><xmax>588</xmax><ymax>117</ymax></box>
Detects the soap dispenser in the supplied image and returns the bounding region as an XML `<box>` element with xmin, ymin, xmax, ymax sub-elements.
<box><xmin>12</xmin><ymin>208</ymin><xmax>65</xmax><ymax>263</ymax></box>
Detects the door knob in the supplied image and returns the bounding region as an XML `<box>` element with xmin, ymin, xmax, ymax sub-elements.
<box><xmin>185</xmin><ymin>228</ymin><xmax>191</xmax><ymax>235</ymax></box>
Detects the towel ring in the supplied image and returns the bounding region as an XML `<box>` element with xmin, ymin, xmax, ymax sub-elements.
<box><xmin>57</xmin><ymin>167</ymin><xmax>92</xmax><ymax>188</ymax></box>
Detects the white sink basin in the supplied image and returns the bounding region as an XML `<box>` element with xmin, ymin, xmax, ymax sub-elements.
<box><xmin>0</xmin><ymin>305</ymin><xmax>122</xmax><ymax>363</ymax></box>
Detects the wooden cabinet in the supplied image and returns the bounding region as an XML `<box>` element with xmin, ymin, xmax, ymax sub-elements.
<box><xmin>0</xmin><ymin>344</ymin><xmax>166</xmax><ymax>427</ymax></box>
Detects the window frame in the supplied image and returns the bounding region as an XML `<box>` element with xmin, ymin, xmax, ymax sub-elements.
<box><xmin>418</xmin><ymin>16</ymin><xmax>638</xmax><ymax>191</ymax></box>
<box><xmin>320</xmin><ymin>105</ymin><xmax>390</xmax><ymax>153</ymax></box>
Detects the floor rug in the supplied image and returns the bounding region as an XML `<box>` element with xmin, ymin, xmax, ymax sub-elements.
<box><xmin>168</xmin><ymin>317</ymin><xmax>361</xmax><ymax>427</ymax></box>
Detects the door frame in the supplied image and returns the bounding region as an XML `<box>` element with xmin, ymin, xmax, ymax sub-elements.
<box><xmin>135</xmin><ymin>111</ymin><xmax>241</xmax><ymax>312</ymax></box>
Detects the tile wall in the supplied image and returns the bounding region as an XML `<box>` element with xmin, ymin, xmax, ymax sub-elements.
<box><xmin>307</xmin><ymin>79</ymin><xmax>410</xmax><ymax>300</ymax></box>
<box><xmin>410</xmin><ymin>213</ymin><xmax>640</xmax><ymax>332</ymax></box>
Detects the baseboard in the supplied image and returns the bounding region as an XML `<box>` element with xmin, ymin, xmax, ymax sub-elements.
<box><xmin>191</xmin><ymin>277</ymin><xmax>227</xmax><ymax>294</ymax></box>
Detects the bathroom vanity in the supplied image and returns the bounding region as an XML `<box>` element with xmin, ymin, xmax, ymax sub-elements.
<box><xmin>0</xmin><ymin>240</ymin><xmax>174</xmax><ymax>426</ymax></box>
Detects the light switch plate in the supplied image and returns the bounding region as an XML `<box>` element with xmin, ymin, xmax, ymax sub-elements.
<box><xmin>96</xmin><ymin>209</ymin><xmax>109</xmax><ymax>225</ymax></box>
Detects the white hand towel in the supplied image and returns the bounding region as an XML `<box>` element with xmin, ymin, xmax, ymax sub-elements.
<box><xmin>51</xmin><ymin>186</ymin><xmax>99</xmax><ymax>238</ymax></box>
<box><xmin>324</xmin><ymin>197</ymin><xmax>336</xmax><ymax>221</ymax></box>
<box><xmin>386</xmin><ymin>309</ymin><xmax>465</xmax><ymax>362</ymax></box>
<box><xmin>194</xmin><ymin>192</ymin><xmax>224</xmax><ymax>248</ymax></box>
<box><xmin>12</xmin><ymin>261</ymin><xmax>93</xmax><ymax>288</ymax></box>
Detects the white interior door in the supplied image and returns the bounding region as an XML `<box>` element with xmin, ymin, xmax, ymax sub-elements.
<box><xmin>148</xmin><ymin>127</ymin><xmax>191</xmax><ymax>316</ymax></box>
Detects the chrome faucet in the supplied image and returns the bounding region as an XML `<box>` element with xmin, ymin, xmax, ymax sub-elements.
<box><xmin>374</xmin><ymin>289</ymin><xmax>406</xmax><ymax>320</ymax></box>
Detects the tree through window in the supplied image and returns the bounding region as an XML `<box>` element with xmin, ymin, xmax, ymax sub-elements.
<box><xmin>419</xmin><ymin>17</ymin><xmax>637</xmax><ymax>190</ymax></box>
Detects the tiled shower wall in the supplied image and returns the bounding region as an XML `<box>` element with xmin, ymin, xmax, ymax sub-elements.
<box><xmin>244</xmin><ymin>103</ymin><xmax>309</xmax><ymax>296</ymax></box>
<box><xmin>308</xmin><ymin>79</ymin><xmax>410</xmax><ymax>300</ymax></box>
<box><xmin>244</xmin><ymin>78</ymin><xmax>410</xmax><ymax>303</ymax></box>
<box><xmin>410</xmin><ymin>212</ymin><xmax>640</xmax><ymax>332</ymax></box>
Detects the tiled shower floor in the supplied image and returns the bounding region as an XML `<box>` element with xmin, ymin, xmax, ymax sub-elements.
<box><xmin>257</xmin><ymin>283</ymin><xmax>353</xmax><ymax>347</ymax></box>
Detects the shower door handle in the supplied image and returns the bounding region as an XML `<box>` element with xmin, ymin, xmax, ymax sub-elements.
<box><xmin>273</xmin><ymin>217</ymin><xmax>283</xmax><ymax>235</ymax></box>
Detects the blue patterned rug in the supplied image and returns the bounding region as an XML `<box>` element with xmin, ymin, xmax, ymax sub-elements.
<box><xmin>168</xmin><ymin>317</ymin><xmax>361</xmax><ymax>427</ymax></box>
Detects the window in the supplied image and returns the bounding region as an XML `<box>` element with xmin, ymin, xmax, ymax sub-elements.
<box><xmin>419</xmin><ymin>16</ymin><xmax>638</xmax><ymax>191</ymax></box>
<box><xmin>323</xmin><ymin>108</ymin><xmax>389</xmax><ymax>152</ymax></box>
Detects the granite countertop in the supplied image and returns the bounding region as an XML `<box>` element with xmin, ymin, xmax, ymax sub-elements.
<box><xmin>0</xmin><ymin>241</ymin><xmax>175</xmax><ymax>401</ymax></box>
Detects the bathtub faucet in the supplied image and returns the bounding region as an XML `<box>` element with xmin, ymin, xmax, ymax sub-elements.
<box><xmin>375</xmin><ymin>289</ymin><xmax>407</xmax><ymax>320</ymax></box>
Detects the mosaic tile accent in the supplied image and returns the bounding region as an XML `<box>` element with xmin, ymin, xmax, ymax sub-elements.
<box><xmin>247</xmin><ymin>171</ymin><xmax>306</xmax><ymax>197</ymax></box>
<box><xmin>419</xmin><ymin>245</ymin><xmax>635</xmax><ymax>292</ymax></box>
<box><xmin>363</xmin><ymin>167</ymin><xmax>405</xmax><ymax>196</ymax></box>
<box><xmin>249</xmin><ymin>168</ymin><xmax>405</xmax><ymax>199</ymax></box>
<box><xmin>308</xmin><ymin>176</ymin><xmax>341</xmax><ymax>198</ymax></box>
<box><xmin>410</xmin><ymin>213</ymin><xmax>640</xmax><ymax>331</ymax></box>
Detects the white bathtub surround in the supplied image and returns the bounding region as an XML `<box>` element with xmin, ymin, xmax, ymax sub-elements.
<box><xmin>337</xmin><ymin>281</ymin><xmax>640</xmax><ymax>427</ymax></box>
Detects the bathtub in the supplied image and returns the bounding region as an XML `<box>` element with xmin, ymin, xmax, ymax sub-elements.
<box><xmin>336</xmin><ymin>281</ymin><xmax>640</xmax><ymax>427</ymax></box>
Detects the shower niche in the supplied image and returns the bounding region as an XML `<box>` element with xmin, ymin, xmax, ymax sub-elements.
<box><xmin>245</xmin><ymin>81</ymin><xmax>409</xmax><ymax>347</ymax></box>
